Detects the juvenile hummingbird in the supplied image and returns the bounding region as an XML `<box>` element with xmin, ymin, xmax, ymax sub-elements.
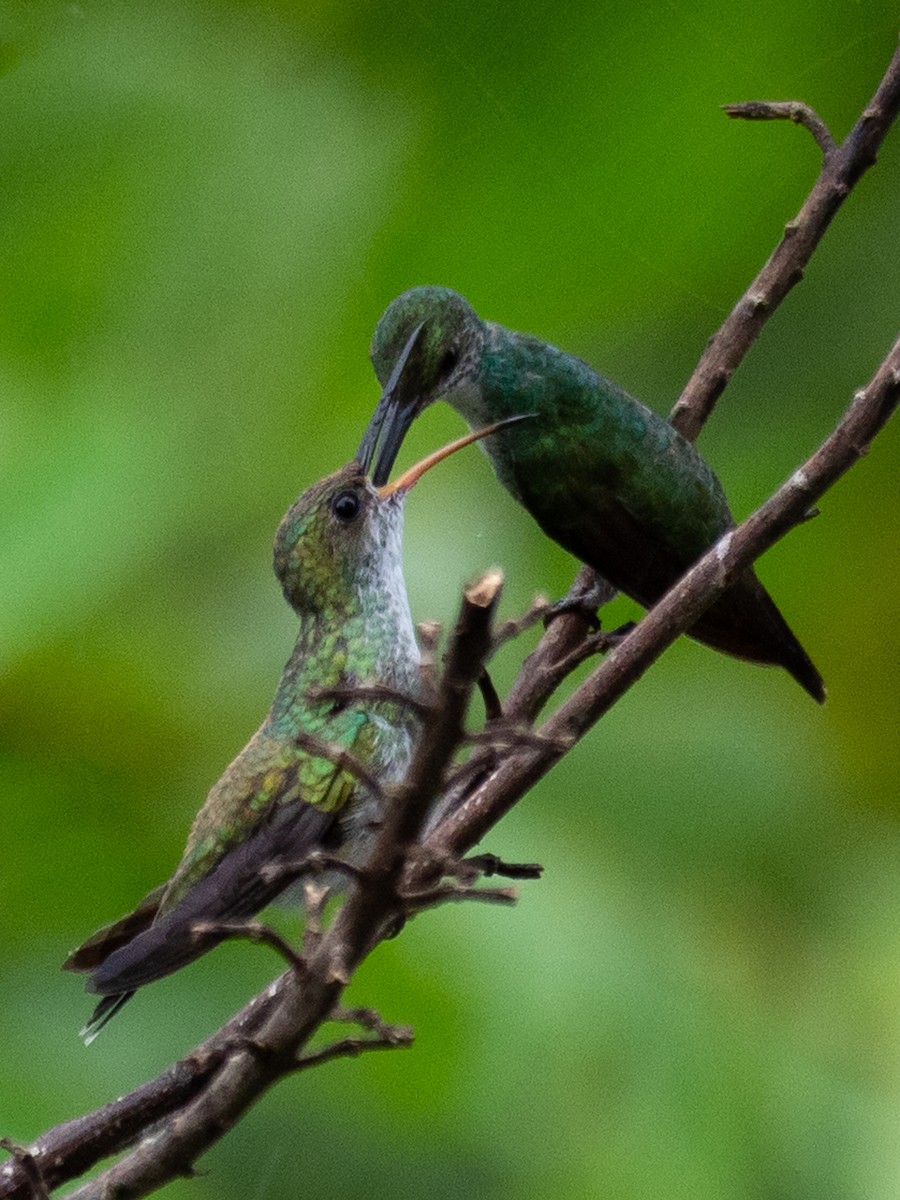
<box><xmin>358</xmin><ymin>286</ymin><xmax>824</xmax><ymax>702</ymax></box>
<box><xmin>64</xmin><ymin>418</ymin><xmax>519</xmax><ymax>1041</ymax></box>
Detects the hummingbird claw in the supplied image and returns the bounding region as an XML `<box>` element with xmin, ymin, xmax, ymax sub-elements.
<box><xmin>543</xmin><ymin>570</ymin><xmax>617</xmax><ymax>631</ymax></box>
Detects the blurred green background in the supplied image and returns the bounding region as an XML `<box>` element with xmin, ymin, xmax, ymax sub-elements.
<box><xmin>2</xmin><ymin>3</ymin><xmax>899</xmax><ymax>1197</ymax></box>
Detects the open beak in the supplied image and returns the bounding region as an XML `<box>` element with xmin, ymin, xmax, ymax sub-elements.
<box><xmin>376</xmin><ymin>414</ymin><xmax>531</xmax><ymax>497</ymax></box>
<box><xmin>356</xmin><ymin>322</ymin><xmax>426</xmax><ymax>486</ymax></box>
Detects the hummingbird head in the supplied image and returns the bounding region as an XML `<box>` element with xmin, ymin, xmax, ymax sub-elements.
<box><xmin>359</xmin><ymin>286</ymin><xmax>486</xmax><ymax>486</ymax></box>
<box><xmin>275</xmin><ymin>417</ymin><xmax>525</xmax><ymax>616</ymax></box>
<box><xmin>273</xmin><ymin>465</ymin><xmax>404</xmax><ymax>617</ymax></box>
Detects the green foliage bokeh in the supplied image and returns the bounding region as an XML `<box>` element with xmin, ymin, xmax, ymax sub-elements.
<box><xmin>2</xmin><ymin>4</ymin><xmax>899</xmax><ymax>1198</ymax></box>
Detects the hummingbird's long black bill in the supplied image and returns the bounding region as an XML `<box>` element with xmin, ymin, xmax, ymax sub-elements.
<box><xmin>356</xmin><ymin>321</ymin><xmax>426</xmax><ymax>486</ymax></box>
<box><xmin>376</xmin><ymin>414</ymin><xmax>532</xmax><ymax>496</ymax></box>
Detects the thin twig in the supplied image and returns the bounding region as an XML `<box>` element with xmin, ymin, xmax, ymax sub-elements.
<box><xmin>669</xmin><ymin>40</ymin><xmax>900</xmax><ymax>441</ymax></box>
<box><xmin>464</xmin><ymin>723</ymin><xmax>572</xmax><ymax>754</ymax></box>
<box><xmin>289</xmin><ymin>732</ymin><xmax>386</xmax><ymax>801</ymax></box>
<box><xmin>723</xmin><ymin>101</ymin><xmax>837</xmax><ymax>158</ymax></box>
<box><xmin>8</xmin><ymin>339</ymin><xmax>896</xmax><ymax>1200</ymax></box>
<box><xmin>295</xmin><ymin>1028</ymin><xmax>414</xmax><ymax>1072</ymax></box>
<box><xmin>258</xmin><ymin>851</ymin><xmax>365</xmax><ymax>888</ymax></box>
<box><xmin>490</xmin><ymin>594</ymin><xmax>552</xmax><ymax>651</ymax></box>
<box><xmin>404</xmin><ymin>883</ymin><xmax>518</xmax><ymax>912</ymax></box>
<box><xmin>190</xmin><ymin>921</ymin><xmax>305</xmax><ymax>973</ymax></box>
<box><xmin>546</xmin><ymin>628</ymin><xmax>623</xmax><ymax>676</ymax></box>
<box><xmin>307</xmin><ymin>683</ymin><xmax>432</xmax><ymax>720</ymax></box>
<box><xmin>0</xmin><ymin>987</ymin><xmax>283</xmax><ymax>1200</ymax></box>
<box><xmin>331</xmin><ymin>1005</ymin><xmax>397</xmax><ymax>1033</ymax></box>
<box><xmin>20</xmin><ymin>304</ymin><xmax>898</xmax><ymax>1192</ymax></box>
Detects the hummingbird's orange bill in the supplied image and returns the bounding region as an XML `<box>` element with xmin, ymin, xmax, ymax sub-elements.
<box><xmin>376</xmin><ymin>414</ymin><xmax>531</xmax><ymax>497</ymax></box>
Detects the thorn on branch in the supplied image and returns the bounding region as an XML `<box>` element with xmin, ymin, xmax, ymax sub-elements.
<box><xmin>723</xmin><ymin>100</ymin><xmax>837</xmax><ymax>159</ymax></box>
<box><xmin>190</xmin><ymin>921</ymin><xmax>306</xmax><ymax>974</ymax></box>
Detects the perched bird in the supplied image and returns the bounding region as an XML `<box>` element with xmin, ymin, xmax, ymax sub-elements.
<box><xmin>358</xmin><ymin>286</ymin><xmax>824</xmax><ymax>702</ymax></box>
<box><xmin>64</xmin><ymin>418</ymin><xmax>518</xmax><ymax>1041</ymax></box>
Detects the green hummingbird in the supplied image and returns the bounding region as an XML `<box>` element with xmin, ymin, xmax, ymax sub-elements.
<box><xmin>64</xmin><ymin>419</ymin><xmax>519</xmax><ymax>1041</ymax></box>
<box><xmin>358</xmin><ymin>286</ymin><xmax>825</xmax><ymax>702</ymax></box>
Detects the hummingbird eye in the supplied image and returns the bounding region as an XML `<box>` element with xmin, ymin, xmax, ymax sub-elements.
<box><xmin>438</xmin><ymin>347</ymin><xmax>459</xmax><ymax>378</ymax></box>
<box><xmin>331</xmin><ymin>489</ymin><xmax>362</xmax><ymax>523</ymax></box>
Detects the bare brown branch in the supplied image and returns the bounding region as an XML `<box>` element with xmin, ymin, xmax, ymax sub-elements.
<box><xmin>0</xmin><ymin>986</ymin><xmax>282</xmax><ymax>1200</ymax></box>
<box><xmin>670</xmin><ymin>39</ymin><xmax>900</xmax><ymax>441</ymax></box>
